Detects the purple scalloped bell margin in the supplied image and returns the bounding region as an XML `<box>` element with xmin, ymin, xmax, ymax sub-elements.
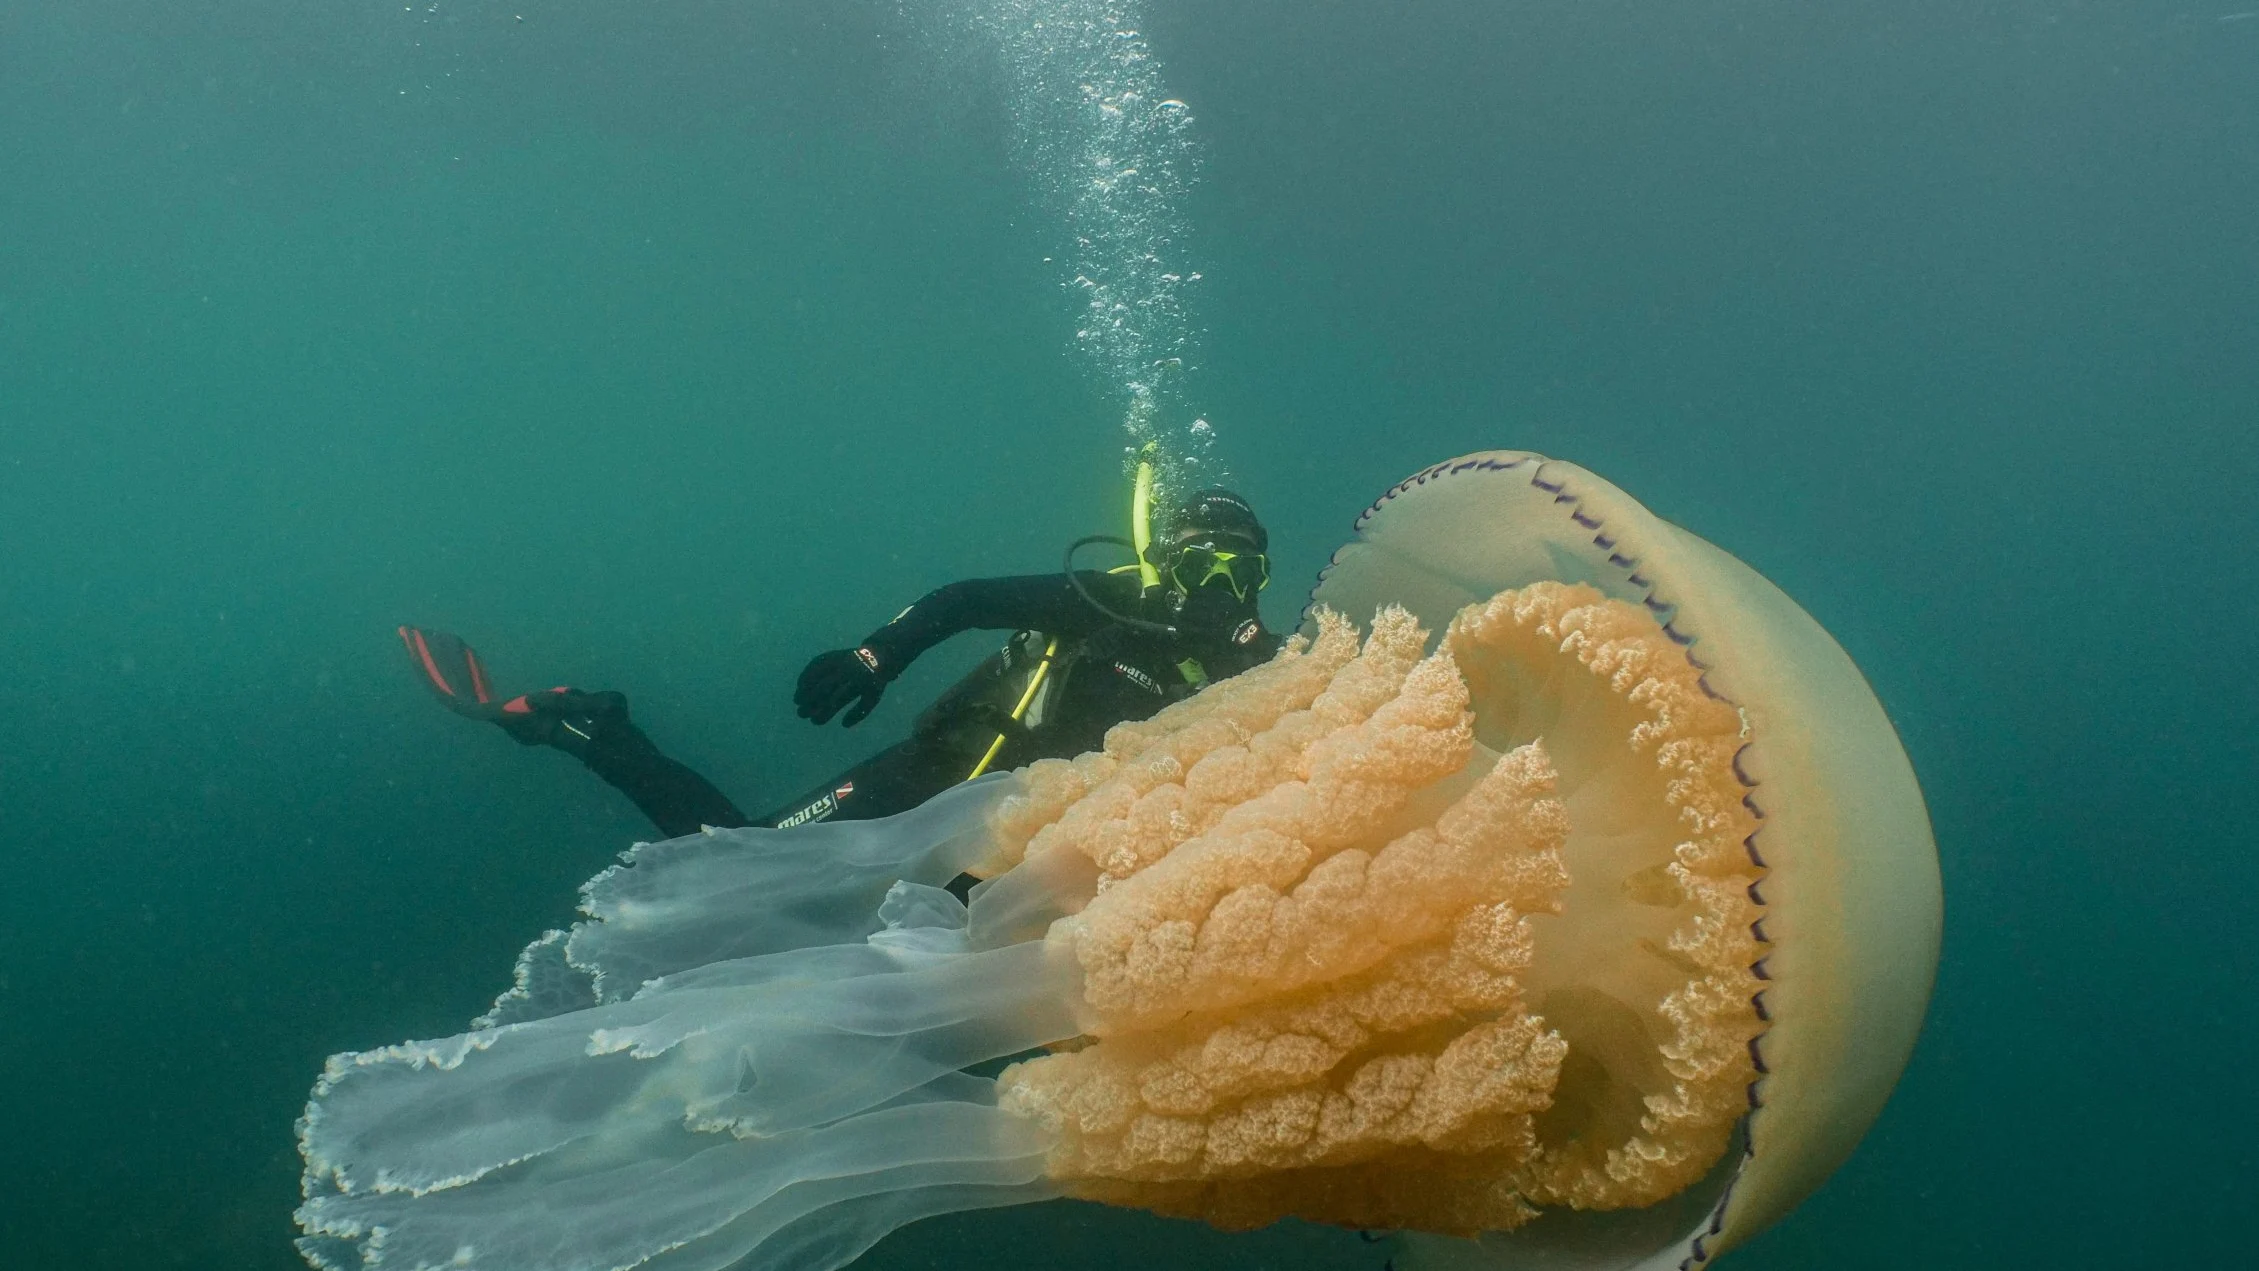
<box><xmin>1305</xmin><ymin>454</ymin><xmax>1771</xmax><ymax>1270</ymax></box>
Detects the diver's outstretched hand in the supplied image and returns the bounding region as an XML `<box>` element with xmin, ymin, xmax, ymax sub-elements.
<box><xmin>397</xmin><ymin>625</ymin><xmax>626</xmax><ymax>756</ymax></box>
<box><xmin>795</xmin><ymin>647</ymin><xmax>889</xmax><ymax>727</ymax></box>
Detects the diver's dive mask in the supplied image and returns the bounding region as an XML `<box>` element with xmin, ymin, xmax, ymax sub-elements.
<box><xmin>1167</xmin><ymin>540</ymin><xmax>1270</xmax><ymax>602</ymax></box>
<box><xmin>1060</xmin><ymin>456</ymin><xmax>1271</xmax><ymax>637</ymax></box>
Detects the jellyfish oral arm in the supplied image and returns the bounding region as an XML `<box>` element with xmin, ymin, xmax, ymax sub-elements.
<box><xmin>298</xmin><ymin>945</ymin><xmax>1083</xmax><ymax>1271</ymax></box>
<box><xmin>297</xmin><ymin>779</ymin><xmax>1089</xmax><ymax>1271</ymax></box>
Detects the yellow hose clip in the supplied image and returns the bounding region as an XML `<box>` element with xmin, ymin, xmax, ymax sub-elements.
<box><xmin>966</xmin><ymin>636</ymin><xmax>1060</xmax><ymax>780</ymax></box>
<box><xmin>1131</xmin><ymin>445</ymin><xmax>1161</xmax><ymax>590</ymax></box>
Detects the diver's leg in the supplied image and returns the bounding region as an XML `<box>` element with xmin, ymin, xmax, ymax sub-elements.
<box><xmin>550</xmin><ymin>697</ymin><xmax>751</xmax><ymax>837</ymax></box>
<box><xmin>753</xmin><ymin>739</ymin><xmax>968</xmax><ymax>830</ymax></box>
<box><xmin>399</xmin><ymin>626</ymin><xmax>749</xmax><ymax>837</ymax></box>
<box><xmin>755</xmin><ymin>740</ymin><xmax>988</xmax><ymax>897</ymax></box>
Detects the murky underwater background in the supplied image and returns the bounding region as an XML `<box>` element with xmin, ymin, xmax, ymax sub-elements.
<box><xmin>3</xmin><ymin>2</ymin><xmax>2254</xmax><ymax>1267</ymax></box>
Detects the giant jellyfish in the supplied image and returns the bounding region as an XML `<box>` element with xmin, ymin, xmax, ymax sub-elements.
<box><xmin>296</xmin><ymin>451</ymin><xmax>1940</xmax><ymax>1270</ymax></box>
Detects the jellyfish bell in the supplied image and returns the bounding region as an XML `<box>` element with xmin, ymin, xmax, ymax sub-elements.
<box><xmin>294</xmin><ymin>452</ymin><xmax>1937</xmax><ymax>1271</ymax></box>
<box><xmin>1309</xmin><ymin>451</ymin><xmax>1942</xmax><ymax>1267</ymax></box>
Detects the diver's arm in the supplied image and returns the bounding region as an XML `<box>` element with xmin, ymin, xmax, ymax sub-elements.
<box><xmin>796</xmin><ymin>572</ymin><xmax>1138</xmax><ymax>728</ymax></box>
<box><xmin>856</xmin><ymin>572</ymin><xmax>1133</xmax><ymax>673</ymax></box>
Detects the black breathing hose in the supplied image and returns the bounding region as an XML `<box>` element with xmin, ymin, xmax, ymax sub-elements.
<box><xmin>1063</xmin><ymin>535</ymin><xmax>1180</xmax><ymax>636</ymax></box>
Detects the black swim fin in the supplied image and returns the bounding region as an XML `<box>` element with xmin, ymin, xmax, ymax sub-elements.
<box><xmin>398</xmin><ymin>625</ymin><xmax>509</xmax><ymax>721</ymax></box>
<box><xmin>399</xmin><ymin>624</ymin><xmax>619</xmax><ymax>750</ymax></box>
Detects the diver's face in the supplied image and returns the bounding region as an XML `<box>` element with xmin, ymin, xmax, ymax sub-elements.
<box><xmin>1171</xmin><ymin>577</ymin><xmax>1251</xmax><ymax>632</ymax></box>
<box><xmin>1165</xmin><ymin>537</ymin><xmax>1266</xmax><ymax>635</ymax></box>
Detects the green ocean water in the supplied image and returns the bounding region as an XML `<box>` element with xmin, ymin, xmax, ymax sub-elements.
<box><xmin>2</xmin><ymin>2</ymin><xmax>2252</xmax><ymax>1268</ymax></box>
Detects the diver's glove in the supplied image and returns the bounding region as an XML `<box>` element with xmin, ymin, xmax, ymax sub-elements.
<box><xmin>796</xmin><ymin>646</ymin><xmax>891</xmax><ymax>727</ymax></box>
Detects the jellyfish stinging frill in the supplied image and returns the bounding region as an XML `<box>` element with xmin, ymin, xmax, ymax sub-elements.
<box><xmin>295</xmin><ymin>451</ymin><xmax>1941</xmax><ymax>1271</ymax></box>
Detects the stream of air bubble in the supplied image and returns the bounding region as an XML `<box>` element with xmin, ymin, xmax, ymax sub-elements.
<box><xmin>974</xmin><ymin>0</ymin><xmax>1219</xmax><ymax>491</ymax></box>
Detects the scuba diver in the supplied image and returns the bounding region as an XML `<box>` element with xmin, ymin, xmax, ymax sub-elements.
<box><xmin>401</xmin><ymin>476</ymin><xmax>1279</xmax><ymax>840</ymax></box>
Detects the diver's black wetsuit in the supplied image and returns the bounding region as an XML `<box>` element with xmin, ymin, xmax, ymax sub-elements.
<box><xmin>572</xmin><ymin>570</ymin><xmax>1276</xmax><ymax>838</ymax></box>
